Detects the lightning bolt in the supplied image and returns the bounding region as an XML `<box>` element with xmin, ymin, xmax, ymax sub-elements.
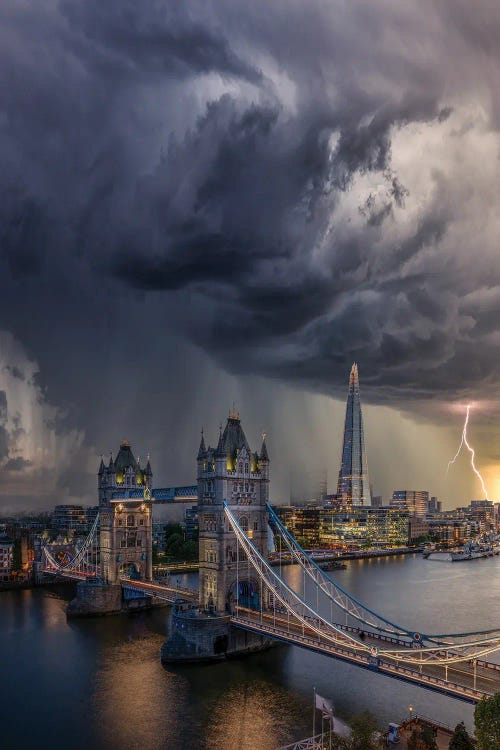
<box><xmin>447</xmin><ymin>404</ymin><xmax>490</xmax><ymax>500</ymax></box>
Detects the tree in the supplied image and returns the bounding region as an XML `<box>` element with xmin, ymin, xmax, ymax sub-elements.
<box><xmin>449</xmin><ymin>721</ymin><xmax>474</xmax><ymax>750</ymax></box>
<box><xmin>348</xmin><ymin>711</ymin><xmax>381</xmax><ymax>750</ymax></box>
<box><xmin>475</xmin><ymin>692</ymin><xmax>500</xmax><ymax>750</ymax></box>
<box><xmin>166</xmin><ymin>532</ymin><xmax>184</xmax><ymax>560</ymax></box>
<box><xmin>407</xmin><ymin>724</ymin><xmax>437</xmax><ymax>750</ymax></box>
<box><xmin>165</xmin><ymin>523</ymin><xmax>183</xmax><ymax>542</ymax></box>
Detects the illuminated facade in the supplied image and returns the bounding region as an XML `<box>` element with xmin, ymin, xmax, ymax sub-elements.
<box><xmin>197</xmin><ymin>411</ymin><xmax>269</xmax><ymax>612</ymax></box>
<box><xmin>320</xmin><ymin>507</ymin><xmax>409</xmax><ymax>548</ymax></box>
<box><xmin>337</xmin><ymin>363</ymin><xmax>371</xmax><ymax>506</ymax></box>
<box><xmin>391</xmin><ymin>490</ymin><xmax>429</xmax><ymax>519</ymax></box>
<box><xmin>0</xmin><ymin>534</ymin><xmax>14</xmax><ymax>582</ymax></box>
<box><xmin>275</xmin><ymin>505</ymin><xmax>409</xmax><ymax>548</ymax></box>
<box><xmin>273</xmin><ymin>505</ymin><xmax>321</xmax><ymax>548</ymax></box>
<box><xmin>98</xmin><ymin>441</ymin><xmax>153</xmax><ymax>583</ymax></box>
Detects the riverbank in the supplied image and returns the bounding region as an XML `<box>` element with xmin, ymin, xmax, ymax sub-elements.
<box><xmin>3</xmin><ymin>547</ymin><xmax>420</xmax><ymax>588</ymax></box>
<box><xmin>269</xmin><ymin>547</ymin><xmax>418</xmax><ymax>566</ymax></box>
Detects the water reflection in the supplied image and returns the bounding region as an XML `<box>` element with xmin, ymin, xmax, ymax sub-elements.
<box><xmin>2</xmin><ymin>554</ymin><xmax>496</xmax><ymax>748</ymax></box>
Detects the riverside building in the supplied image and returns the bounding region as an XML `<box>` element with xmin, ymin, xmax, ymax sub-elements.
<box><xmin>0</xmin><ymin>534</ymin><xmax>13</xmax><ymax>582</ymax></box>
<box><xmin>274</xmin><ymin>505</ymin><xmax>409</xmax><ymax>549</ymax></box>
<box><xmin>391</xmin><ymin>490</ymin><xmax>429</xmax><ymax>519</ymax></box>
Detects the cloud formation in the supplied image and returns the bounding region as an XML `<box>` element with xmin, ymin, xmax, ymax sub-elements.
<box><xmin>1</xmin><ymin>0</ymin><xmax>500</xmax><ymax>506</ymax></box>
<box><xmin>0</xmin><ymin>332</ymin><xmax>94</xmax><ymax>510</ymax></box>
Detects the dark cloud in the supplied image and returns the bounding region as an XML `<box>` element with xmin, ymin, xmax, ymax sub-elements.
<box><xmin>4</xmin><ymin>457</ymin><xmax>32</xmax><ymax>472</ymax></box>
<box><xmin>1</xmin><ymin>0</ymin><xmax>500</xmax><ymax>508</ymax></box>
<box><xmin>0</xmin><ymin>391</ymin><xmax>8</xmax><ymax>461</ymax></box>
<box><xmin>60</xmin><ymin>0</ymin><xmax>262</xmax><ymax>83</ymax></box>
<box><xmin>4</xmin><ymin>365</ymin><xmax>25</xmax><ymax>381</ymax></box>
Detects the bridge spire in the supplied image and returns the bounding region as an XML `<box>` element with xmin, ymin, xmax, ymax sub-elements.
<box><xmin>260</xmin><ymin>432</ymin><xmax>269</xmax><ymax>462</ymax></box>
<box><xmin>198</xmin><ymin>428</ymin><xmax>206</xmax><ymax>459</ymax></box>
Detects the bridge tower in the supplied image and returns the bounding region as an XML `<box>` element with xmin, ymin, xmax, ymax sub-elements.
<box><xmin>98</xmin><ymin>440</ymin><xmax>154</xmax><ymax>584</ymax></box>
<box><xmin>197</xmin><ymin>410</ymin><xmax>269</xmax><ymax>613</ymax></box>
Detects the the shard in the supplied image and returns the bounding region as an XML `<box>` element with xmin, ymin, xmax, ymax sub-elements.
<box><xmin>336</xmin><ymin>363</ymin><xmax>371</xmax><ymax>506</ymax></box>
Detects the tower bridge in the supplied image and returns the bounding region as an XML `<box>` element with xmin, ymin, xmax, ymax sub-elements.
<box><xmin>40</xmin><ymin>418</ymin><xmax>500</xmax><ymax>703</ymax></box>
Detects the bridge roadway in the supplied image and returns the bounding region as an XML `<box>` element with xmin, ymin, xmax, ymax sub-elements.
<box><xmin>43</xmin><ymin>570</ymin><xmax>199</xmax><ymax>603</ymax></box>
<box><xmin>231</xmin><ymin>608</ymin><xmax>500</xmax><ymax>703</ymax></box>
<box><xmin>119</xmin><ymin>577</ymin><xmax>198</xmax><ymax>603</ymax></box>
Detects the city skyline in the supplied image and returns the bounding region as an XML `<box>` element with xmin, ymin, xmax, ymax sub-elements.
<box><xmin>0</xmin><ymin>375</ymin><xmax>493</xmax><ymax>513</ymax></box>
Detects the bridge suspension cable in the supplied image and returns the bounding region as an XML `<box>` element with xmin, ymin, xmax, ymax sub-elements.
<box><xmin>226</xmin><ymin>503</ymin><xmax>500</xmax><ymax>667</ymax></box>
<box><xmin>225</xmin><ymin>502</ymin><xmax>374</xmax><ymax>653</ymax></box>
<box><xmin>42</xmin><ymin>513</ymin><xmax>100</xmax><ymax>576</ymax></box>
<box><xmin>268</xmin><ymin>503</ymin><xmax>416</xmax><ymax>639</ymax></box>
<box><xmin>267</xmin><ymin>503</ymin><xmax>500</xmax><ymax>648</ymax></box>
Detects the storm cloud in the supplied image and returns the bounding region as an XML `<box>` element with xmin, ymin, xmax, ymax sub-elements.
<box><xmin>1</xmin><ymin>0</ymin><xmax>500</xmax><ymax>507</ymax></box>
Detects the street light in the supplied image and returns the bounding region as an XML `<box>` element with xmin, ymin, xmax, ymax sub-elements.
<box><xmin>408</xmin><ymin>705</ymin><xmax>414</xmax><ymax>721</ymax></box>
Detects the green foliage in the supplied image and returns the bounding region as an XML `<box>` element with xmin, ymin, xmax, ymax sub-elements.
<box><xmin>163</xmin><ymin>523</ymin><xmax>198</xmax><ymax>562</ymax></box>
<box><xmin>448</xmin><ymin>721</ymin><xmax>474</xmax><ymax>750</ymax></box>
<box><xmin>347</xmin><ymin>711</ymin><xmax>381</xmax><ymax>750</ymax></box>
<box><xmin>407</xmin><ymin>724</ymin><xmax>437</xmax><ymax>750</ymax></box>
<box><xmin>475</xmin><ymin>692</ymin><xmax>500</xmax><ymax>750</ymax></box>
<box><xmin>165</xmin><ymin>523</ymin><xmax>183</xmax><ymax>541</ymax></box>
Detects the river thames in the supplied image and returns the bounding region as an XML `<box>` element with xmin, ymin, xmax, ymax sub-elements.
<box><xmin>2</xmin><ymin>553</ymin><xmax>500</xmax><ymax>749</ymax></box>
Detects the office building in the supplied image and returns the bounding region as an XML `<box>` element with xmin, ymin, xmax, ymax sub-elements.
<box><xmin>275</xmin><ymin>505</ymin><xmax>409</xmax><ymax>549</ymax></box>
<box><xmin>0</xmin><ymin>534</ymin><xmax>14</xmax><ymax>582</ymax></box>
<box><xmin>336</xmin><ymin>363</ymin><xmax>371</xmax><ymax>506</ymax></box>
<box><xmin>391</xmin><ymin>490</ymin><xmax>429</xmax><ymax>519</ymax></box>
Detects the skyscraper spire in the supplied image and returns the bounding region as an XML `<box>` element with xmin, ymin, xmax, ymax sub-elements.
<box><xmin>337</xmin><ymin>363</ymin><xmax>371</xmax><ymax>507</ymax></box>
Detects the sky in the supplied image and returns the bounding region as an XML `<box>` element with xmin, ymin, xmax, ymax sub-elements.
<box><xmin>1</xmin><ymin>0</ymin><xmax>500</xmax><ymax>512</ymax></box>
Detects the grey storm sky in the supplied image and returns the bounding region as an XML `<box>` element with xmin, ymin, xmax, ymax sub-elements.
<box><xmin>1</xmin><ymin>0</ymin><xmax>500</xmax><ymax>511</ymax></box>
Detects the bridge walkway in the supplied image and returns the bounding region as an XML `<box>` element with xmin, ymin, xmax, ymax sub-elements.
<box><xmin>120</xmin><ymin>577</ymin><xmax>198</xmax><ymax>603</ymax></box>
<box><xmin>231</xmin><ymin>609</ymin><xmax>500</xmax><ymax>703</ymax></box>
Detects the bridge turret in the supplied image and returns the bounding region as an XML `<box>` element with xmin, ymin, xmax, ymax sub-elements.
<box><xmin>198</xmin><ymin>411</ymin><xmax>269</xmax><ymax>613</ymax></box>
<box><xmin>98</xmin><ymin>440</ymin><xmax>154</xmax><ymax>584</ymax></box>
<box><xmin>197</xmin><ymin>429</ymin><xmax>206</xmax><ymax>460</ymax></box>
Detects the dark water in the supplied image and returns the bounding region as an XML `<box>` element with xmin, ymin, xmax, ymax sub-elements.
<box><xmin>2</xmin><ymin>554</ymin><xmax>500</xmax><ymax>750</ymax></box>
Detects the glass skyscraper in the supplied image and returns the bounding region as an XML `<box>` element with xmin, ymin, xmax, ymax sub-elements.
<box><xmin>337</xmin><ymin>363</ymin><xmax>371</xmax><ymax>506</ymax></box>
